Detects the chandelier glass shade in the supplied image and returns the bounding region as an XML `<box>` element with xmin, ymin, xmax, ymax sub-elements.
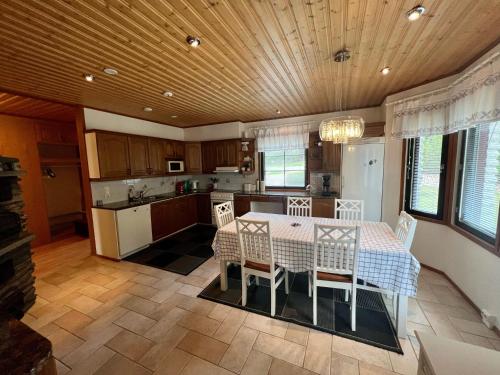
<box><xmin>318</xmin><ymin>115</ymin><xmax>365</xmax><ymax>143</ymax></box>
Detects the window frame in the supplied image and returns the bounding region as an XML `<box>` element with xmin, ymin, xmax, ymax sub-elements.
<box><xmin>403</xmin><ymin>135</ymin><xmax>450</xmax><ymax>221</ymax></box>
<box><xmin>259</xmin><ymin>149</ymin><xmax>308</xmax><ymax>190</ymax></box>
<box><xmin>454</xmin><ymin>128</ymin><xmax>500</xmax><ymax>246</ymax></box>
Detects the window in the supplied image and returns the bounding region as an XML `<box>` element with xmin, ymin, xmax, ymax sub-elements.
<box><xmin>404</xmin><ymin>135</ymin><xmax>449</xmax><ymax>219</ymax></box>
<box><xmin>456</xmin><ymin>122</ymin><xmax>500</xmax><ymax>244</ymax></box>
<box><xmin>261</xmin><ymin>149</ymin><xmax>306</xmax><ymax>188</ymax></box>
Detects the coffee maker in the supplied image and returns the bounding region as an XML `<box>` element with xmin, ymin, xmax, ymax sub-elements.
<box><xmin>321</xmin><ymin>174</ymin><xmax>331</xmax><ymax>196</ymax></box>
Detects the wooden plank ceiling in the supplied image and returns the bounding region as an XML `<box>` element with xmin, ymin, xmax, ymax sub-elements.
<box><xmin>0</xmin><ymin>93</ymin><xmax>76</xmax><ymax>123</ymax></box>
<box><xmin>0</xmin><ymin>0</ymin><xmax>498</xmax><ymax>128</ymax></box>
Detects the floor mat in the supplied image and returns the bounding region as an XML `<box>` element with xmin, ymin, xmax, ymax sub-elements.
<box><xmin>198</xmin><ymin>265</ymin><xmax>403</xmax><ymax>353</ymax></box>
<box><xmin>124</xmin><ymin>224</ymin><xmax>217</xmax><ymax>276</ymax></box>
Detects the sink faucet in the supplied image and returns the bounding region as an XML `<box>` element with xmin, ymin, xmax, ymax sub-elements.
<box><xmin>138</xmin><ymin>187</ymin><xmax>154</xmax><ymax>200</ymax></box>
<box><xmin>305</xmin><ymin>184</ymin><xmax>311</xmax><ymax>192</ymax></box>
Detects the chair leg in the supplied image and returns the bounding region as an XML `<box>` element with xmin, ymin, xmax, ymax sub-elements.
<box><xmin>351</xmin><ymin>287</ymin><xmax>357</xmax><ymax>331</ymax></box>
<box><xmin>284</xmin><ymin>269</ymin><xmax>289</xmax><ymax>294</ymax></box>
<box><xmin>241</xmin><ymin>269</ymin><xmax>247</xmax><ymax>307</ymax></box>
<box><xmin>313</xmin><ymin>285</ymin><xmax>317</xmax><ymax>325</ymax></box>
<box><xmin>270</xmin><ymin>275</ymin><xmax>276</xmax><ymax>317</ymax></box>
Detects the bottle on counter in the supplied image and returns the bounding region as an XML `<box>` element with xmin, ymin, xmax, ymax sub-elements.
<box><xmin>256</xmin><ymin>179</ymin><xmax>260</xmax><ymax>192</ymax></box>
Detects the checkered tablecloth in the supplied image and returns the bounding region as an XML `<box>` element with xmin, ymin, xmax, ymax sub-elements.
<box><xmin>212</xmin><ymin>212</ymin><xmax>420</xmax><ymax>296</ymax></box>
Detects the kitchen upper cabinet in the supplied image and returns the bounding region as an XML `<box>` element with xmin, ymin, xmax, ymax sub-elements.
<box><xmin>202</xmin><ymin>142</ymin><xmax>217</xmax><ymax>173</ymax></box>
<box><xmin>174</xmin><ymin>141</ymin><xmax>185</xmax><ymax>159</ymax></box>
<box><xmin>185</xmin><ymin>142</ymin><xmax>202</xmax><ymax>173</ymax></box>
<box><xmin>148</xmin><ymin>138</ymin><xmax>166</xmax><ymax>175</ymax></box>
<box><xmin>215</xmin><ymin>143</ymin><xmax>226</xmax><ymax>166</ymax></box>
<box><xmin>308</xmin><ymin>132</ymin><xmax>322</xmax><ymax>172</ymax></box>
<box><xmin>164</xmin><ymin>141</ymin><xmax>175</xmax><ymax>159</ymax></box>
<box><xmin>322</xmin><ymin>143</ymin><xmax>341</xmax><ymax>173</ymax></box>
<box><xmin>128</xmin><ymin>136</ymin><xmax>149</xmax><ymax>176</ymax></box>
<box><xmin>94</xmin><ymin>132</ymin><xmax>130</xmax><ymax>178</ymax></box>
<box><xmin>312</xmin><ymin>198</ymin><xmax>335</xmax><ymax>218</ymax></box>
<box><xmin>36</xmin><ymin>122</ymin><xmax>78</xmax><ymax>145</ymax></box>
<box><xmin>225</xmin><ymin>140</ymin><xmax>239</xmax><ymax>166</ymax></box>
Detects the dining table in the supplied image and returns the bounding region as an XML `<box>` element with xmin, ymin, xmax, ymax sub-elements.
<box><xmin>211</xmin><ymin>212</ymin><xmax>421</xmax><ymax>338</ymax></box>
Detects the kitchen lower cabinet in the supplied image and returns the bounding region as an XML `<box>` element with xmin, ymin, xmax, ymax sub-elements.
<box><xmin>151</xmin><ymin>195</ymin><xmax>198</xmax><ymax>241</ymax></box>
<box><xmin>312</xmin><ymin>198</ymin><xmax>335</xmax><ymax>218</ymax></box>
<box><xmin>197</xmin><ymin>193</ymin><xmax>212</xmax><ymax>224</ymax></box>
<box><xmin>234</xmin><ymin>195</ymin><xmax>251</xmax><ymax>217</ymax></box>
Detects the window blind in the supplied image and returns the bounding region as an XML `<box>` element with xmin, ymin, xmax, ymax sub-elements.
<box><xmin>457</xmin><ymin>122</ymin><xmax>500</xmax><ymax>242</ymax></box>
<box><xmin>408</xmin><ymin>135</ymin><xmax>445</xmax><ymax>215</ymax></box>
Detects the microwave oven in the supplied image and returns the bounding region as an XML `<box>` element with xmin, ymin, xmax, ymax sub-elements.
<box><xmin>167</xmin><ymin>160</ymin><xmax>184</xmax><ymax>173</ymax></box>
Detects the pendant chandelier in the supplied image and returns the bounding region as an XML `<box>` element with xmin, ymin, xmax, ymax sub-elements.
<box><xmin>319</xmin><ymin>6</ymin><xmax>364</xmax><ymax>143</ymax></box>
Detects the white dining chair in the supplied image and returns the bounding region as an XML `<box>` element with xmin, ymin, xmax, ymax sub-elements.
<box><xmin>236</xmin><ymin>218</ymin><xmax>289</xmax><ymax>316</ymax></box>
<box><xmin>311</xmin><ymin>224</ymin><xmax>361</xmax><ymax>330</ymax></box>
<box><xmin>334</xmin><ymin>199</ymin><xmax>364</xmax><ymax>221</ymax></box>
<box><xmin>287</xmin><ymin>196</ymin><xmax>312</xmax><ymax>217</ymax></box>
<box><xmin>395</xmin><ymin>211</ymin><xmax>417</xmax><ymax>251</ymax></box>
<box><xmin>215</xmin><ymin>201</ymin><xmax>234</xmax><ymax>228</ymax></box>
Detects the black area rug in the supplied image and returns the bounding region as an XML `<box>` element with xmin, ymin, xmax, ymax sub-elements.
<box><xmin>198</xmin><ymin>264</ymin><xmax>403</xmax><ymax>353</ymax></box>
<box><xmin>124</xmin><ymin>225</ymin><xmax>217</xmax><ymax>276</ymax></box>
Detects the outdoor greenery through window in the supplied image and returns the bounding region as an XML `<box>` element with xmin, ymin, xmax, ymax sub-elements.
<box><xmin>405</xmin><ymin>135</ymin><xmax>448</xmax><ymax>219</ymax></box>
<box><xmin>456</xmin><ymin>122</ymin><xmax>500</xmax><ymax>244</ymax></box>
<box><xmin>262</xmin><ymin>149</ymin><xmax>306</xmax><ymax>188</ymax></box>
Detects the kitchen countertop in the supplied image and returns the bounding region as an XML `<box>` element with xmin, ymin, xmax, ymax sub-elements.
<box><xmin>92</xmin><ymin>190</ymin><xmax>211</xmax><ymax>211</ymax></box>
<box><xmin>92</xmin><ymin>189</ymin><xmax>338</xmax><ymax>211</ymax></box>
<box><xmin>235</xmin><ymin>190</ymin><xmax>339</xmax><ymax>199</ymax></box>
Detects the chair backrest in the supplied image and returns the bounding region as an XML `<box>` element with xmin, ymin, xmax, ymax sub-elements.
<box><xmin>395</xmin><ymin>211</ymin><xmax>417</xmax><ymax>251</ymax></box>
<box><xmin>334</xmin><ymin>199</ymin><xmax>364</xmax><ymax>221</ymax></box>
<box><xmin>287</xmin><ymin>196</ymin><xmax>312</xmax><ymax>217</ymax></box>
<box><xmin>215</xmin><ymin>201</ymin><xmax>234</xmax><ymax>228</ymax></box>
<box><xmin>313</xmin><ymin>224</ymin><xmax>361</xmax><ymax>278</ymax></box>
<box><xmin>236</xmin><ymin>218</ymin><xmax>274</xmax><ymax>266</ymax></box>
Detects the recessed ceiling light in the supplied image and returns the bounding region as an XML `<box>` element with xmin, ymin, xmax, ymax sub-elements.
<box><xmin>103</xmin><ymin>67</ymin><xmax>119</xmax><ymax>76</ymax></box>
<box><xmin>83</xmin><ymin>73</ymin><xmax>95</xmax><ymax>82</ymax></box>
<box><xmin>143</xmin><ymin>107</ymin><xmax>153</xmax><ymax>112</ymax></box>
<box><xmin>163</xmin><ymin>91</ymin><xmax>174</xmax><ymax>97</ymax></box>
<box><xmin>334</xmin><ymin>49</ymin><xmax>351</xmax><ymax>62</ymax></box>
<box><xmin>406</xmin><ymin>5</ymin><xmax>425</xmax><ymax>21</ymax></box>
<box><xmin>186</xmin><ymin>35</ymin><xmax>201</xmax><ymax>48</ymax></box>
<box><xmin>381</xmin><ymin>67</ymin><xmax>391</xmax><ymax>75</ymax></box>
<box><xmin>171</xmin><ymin>115</ymin><xmax>178</xmax><ymax>118</ymax></box>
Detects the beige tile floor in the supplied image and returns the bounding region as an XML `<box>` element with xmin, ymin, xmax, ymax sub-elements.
<box><xmin>23</xmin><ymin>236</ymin><xmax>500</xmax><ymax>375</ymax></box>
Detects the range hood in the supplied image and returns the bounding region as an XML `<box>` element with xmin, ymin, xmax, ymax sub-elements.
<box><xmin>213</xmin><ymin>166</ymin><xmax>239</xmax><ymax>173</ymax></box>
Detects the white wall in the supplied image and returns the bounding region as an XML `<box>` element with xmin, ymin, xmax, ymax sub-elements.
<box><xmin>84</xmin><ymin>108</ymin><xmax>184</xmax><ymax>140</ymax></box>
<box><xmin>382</xmin><ymin>45</ymin><xmax>500</xmax><ymax>326</ymax></box>
<box><xmin>184</xmin><ymin>121</ymin><xmax>244</xmax><ymax>141</ymax></box>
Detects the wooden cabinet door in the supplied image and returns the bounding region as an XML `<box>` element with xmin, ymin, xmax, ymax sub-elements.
<box><xmin>215</xmin><ymin>143</ymin><xmax>226</xmax><ymax>166</ymax></box>
<box><xmin>148</xmin><ymin>138</ymin><xmax>166</xmax><ymax>175</ymax></box>
<box><xmin>174</xmin><ymin>141</ymin><xmax>185</xmax><ymax>159</ymax></box>
<box><xmin>202</xmin><ymin>142</ymin><xmax>216</xmax><ymax>173</ymax></box>
<box><xmin>96</xmin><ymin>133</ymin><xmax>130</xmax><ymax>178</ymax></box>
<box><xmin>185</xmin><ymin>143</ymin><xmax>202</xmax><ymax>173</ymax></box>
<box><xmin>312</xmin><ymin>198</ymin><xmax>335</xmax><ymax>218</ymax></box>
<box><xmin>234</xmin><ymin>196</ymin><xmax>251</xmax><ymax>217</ymax></box>
<box><xmin>128</xmin><ymin>136</ymin><xmax>150</xmax><ymax>176</ymax></box>
<box><xmin>151</xmin><ymin>202</ymin><xmax>168</xmax><ymax>240</ymax></box>
<box><xmin>322</xmin><ymin>143</ymin><xmax>341</xmax><ymax>173</ymax></box>
<box><xmin>164</xmin><ymin>141</ymin><xmax>175</xmax><ymax>159</ymax></box>
<box><xmin>225</xmin><ymin>140</ymin><xmax>239</xmax><ymax>166</ymax></box>
<box><xmin>197</xmin><ymin>194</ymin><xmax>212</xmax><ymax>224</ymax></box>
<box><xmin>36</xmin><ymin>123</ymin><xmax>77</xmax><ymax>144</ymax></box>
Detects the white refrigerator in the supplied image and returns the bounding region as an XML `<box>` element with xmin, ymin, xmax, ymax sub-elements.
<box><xmin>341</xmin><ymin>142</ymin><xmax>385</xmax><ymax>222</ymax></box>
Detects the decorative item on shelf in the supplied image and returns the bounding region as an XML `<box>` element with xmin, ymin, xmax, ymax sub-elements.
<box><xmin>209</xmin><ymin>177</ymin><xmax>219</xmax><ymax>191</ymax></box>
<box><xmin>241</xmin><ymin>141</ymin><xmax>249</xmax><ymax>152</ymax></box>
<box><xmin>241</xmin><ymin>155</ymin><xmax>253</xmax><ymax>174</ymax></box>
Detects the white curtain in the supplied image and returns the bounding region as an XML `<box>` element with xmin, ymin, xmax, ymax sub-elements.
<box><xmin>391</xmin><ymin>52</ymin><xmax>500</xmax><ymax>138</ymax></box>
<box><xmin>252</xmin><ymin>123</ymin><xmax>310</xmax><ymax>152</ymax></box>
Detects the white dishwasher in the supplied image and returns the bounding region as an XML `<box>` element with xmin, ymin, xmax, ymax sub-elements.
<box><xmin>116</xmin><ymin>205</ymin><xmax>152</xmax><ymax>257</ymax></box>
<box><xmin>92</xmin><ymin>204</ymin><xmax>152</xmax><ymax>259</ymax></box>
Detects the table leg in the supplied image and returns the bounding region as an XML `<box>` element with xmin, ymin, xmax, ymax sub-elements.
<box><xmin>220</xmin><ymin>260</ymin><xmax>228</xmax><ymax>291</ymax></box>
<box><xmin>396</xmin><ymin>295</ymin><xmax>408</xmax><ymax>338</ymax></box>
